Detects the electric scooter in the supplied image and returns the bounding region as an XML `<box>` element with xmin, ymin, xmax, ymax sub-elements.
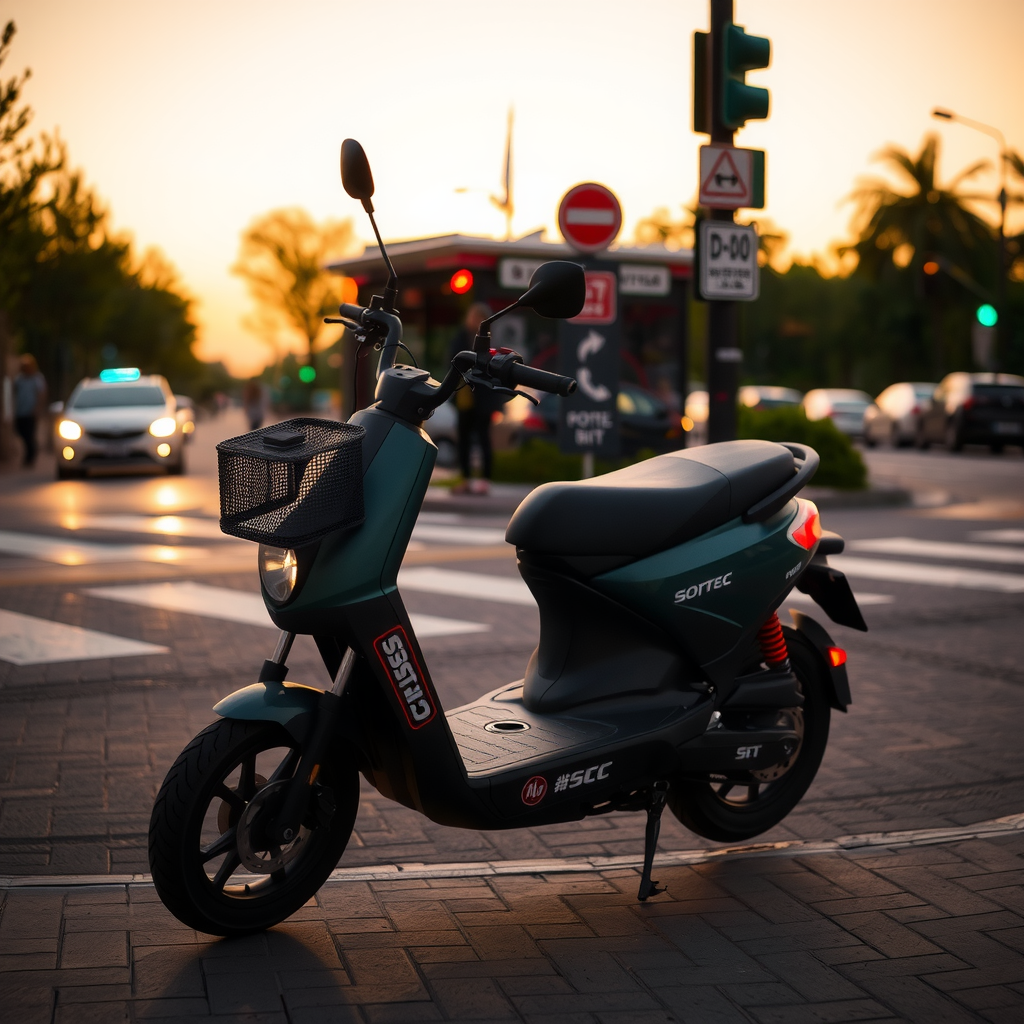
<box><xmin>149</xmin><ymin>140</ymin><xmax>867</xmax><ymax>935</ymax></box>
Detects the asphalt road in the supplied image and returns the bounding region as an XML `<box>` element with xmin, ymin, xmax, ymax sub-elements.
<box><xmin>1</xmin><ymin>420</ymin><xmax>1023</xmax><ymax>1022</ymax></box>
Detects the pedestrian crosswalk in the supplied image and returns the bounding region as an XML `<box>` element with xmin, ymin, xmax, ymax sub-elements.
<box><xmin>3</xmin><ymin>514</ymin><xmax>1024</xmax><ymax>667</ymax></box>
<box><xmin>85</xmin><ymin>581</ymin><xmax>489</xmax><ymax>639</ymax></box>
<box><xmin>0</xmin><ymin>608</ymin><xmax>168</xmax><ymax>666</ymax></box>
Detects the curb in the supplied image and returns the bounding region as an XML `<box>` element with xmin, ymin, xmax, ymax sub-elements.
<box><xmin>803</xmin><ymin>485</ymin><xmax>913</xmax><ymax>511</ymax></box>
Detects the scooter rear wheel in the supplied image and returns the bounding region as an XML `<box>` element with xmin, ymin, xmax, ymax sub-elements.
<box><xmin>149</xmin><ymin>718</ymin><xmax>358</xmax><ymax>935</ymax></box>
<box><xmin>668</xmin><ymin>628</ymin><xmax>831</xmax><ymax>843</ymax></box>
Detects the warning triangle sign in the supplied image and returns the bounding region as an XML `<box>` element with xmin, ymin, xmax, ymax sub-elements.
<box><xmin>701</xmin><ymin>149</ymin><xmax>749</xmax><ymax>199</ymax></box>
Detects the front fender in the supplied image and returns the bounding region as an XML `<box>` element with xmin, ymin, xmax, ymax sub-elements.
<box><xmin>213</xmin><ymin>681</ymin><xmax>323</xmax><ymax>743</ymax></box>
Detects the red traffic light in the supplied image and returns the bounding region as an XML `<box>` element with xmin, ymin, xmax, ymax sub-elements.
<box><xmin>450</xmin><ymin>269</ymin><xmax>474</xmax><ymax>294</ymax></box>
<box><xmin>923</xmin><ymin>260</ymin><xmax>939</xmax><ymax>275</ymax></box>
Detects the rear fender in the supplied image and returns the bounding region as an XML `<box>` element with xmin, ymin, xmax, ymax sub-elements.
<box><xmin>213</xmin><ymin>681</ymin><xmax>323</xmax><ymax>743</ymax></box>
<box><xmin>787</xmin><ymin>610</ymin><xmax>852</xmax><ymax>712</ymax></box>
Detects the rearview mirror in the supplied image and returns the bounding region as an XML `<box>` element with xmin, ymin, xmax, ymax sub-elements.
<box><xmin>519</xmin><ymin>261</ymin><xmax>586</xmax><ymax>319</ymax></box>
<box><xmin>341</xmin><ymin>139</ymin><xmax>375</xmax><ymax>209</ymax></box>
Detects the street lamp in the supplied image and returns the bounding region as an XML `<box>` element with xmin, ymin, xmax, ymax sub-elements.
<box><xmin>932</xmin><ymin>107</ymin><xmax>1008</xmax><ymax>369</ymax></box>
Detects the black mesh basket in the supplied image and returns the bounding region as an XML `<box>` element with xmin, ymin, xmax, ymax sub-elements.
<box><xmin>216</xmin><ymin>418</ymin><xmax>366</xmax><ymax>547</ymax></box>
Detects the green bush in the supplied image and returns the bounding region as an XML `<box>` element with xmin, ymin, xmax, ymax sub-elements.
<box><xmin>489</xmin><ymin>412</ymin><xmax>866</xmax><ymax>490</ymax></box>
<box><xmin>737</xmin><ymin>406</ymin><xmax>867</xmax><ymax>490</ymax></box>
<box><xmin>492</xmin><ymin>440</ymin><xmax>655</xmax><ymax>484</ymax></box>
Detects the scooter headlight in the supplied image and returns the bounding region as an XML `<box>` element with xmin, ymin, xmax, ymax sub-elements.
<box><xmin>259</xmin><ymin>544</ymin><xmax>298</xmax><ymax>603</ymax></box>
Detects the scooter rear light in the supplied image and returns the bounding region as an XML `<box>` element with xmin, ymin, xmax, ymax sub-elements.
<box><xmin>787</xmin><ymin>499</ymin><xmax>821</xmax><ymax>551</ymax></box>
<box><xmin>827</xmin><ymin>646</ymin><xmax>847</xmax><ymax>668</ymax></box>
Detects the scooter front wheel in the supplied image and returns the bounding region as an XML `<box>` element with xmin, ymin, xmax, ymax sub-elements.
<box><xmin>668</xmin><ymin>628</ymin><xmax>831</xmax><ymax>843</ymax></box>
<box><xmin>149</xmin><ymin>718</ymin><xmax>358</xmax><ymax>936</ymax></box>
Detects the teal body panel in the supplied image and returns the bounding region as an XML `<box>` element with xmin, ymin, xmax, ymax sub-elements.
<box><xmin>592</xmin><ymin>499</ymin><xmax>815</xmax><ymax>678</ymax></box>
<box><xmin>274</xmin><ymin>412</ymin><xmax>436</xmax><ymax>615</ymax></box>
<box><xmin>213</xmin><ymin>681</ymin><xmax>322</xmax><ymax>731</ymax></box>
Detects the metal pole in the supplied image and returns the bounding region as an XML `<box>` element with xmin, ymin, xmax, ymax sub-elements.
<box><xmin>932</xmin><ymin>108</ymin><xmax>1008</xmax><ymax>370</ymax></box>
<box><xmin>706</xmin><ymin>0</ymin><xmax>739</xmax><ymax>444</ymax></box>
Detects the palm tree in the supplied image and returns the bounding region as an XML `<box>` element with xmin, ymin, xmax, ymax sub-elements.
<box><xmin>845</xmin><ymin>134</ymin><xmax>995</xmax><ymax>284</ymax></box>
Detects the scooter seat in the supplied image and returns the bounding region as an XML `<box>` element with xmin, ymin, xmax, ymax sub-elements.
<box><xmin>506</xmin><ymin>439</ymin><xmax>796</xmax><ymax>560</ymax></box>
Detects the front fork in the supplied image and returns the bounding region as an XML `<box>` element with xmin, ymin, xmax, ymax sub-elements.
<box><xmin>262</xmin><ymin>631</ymin><xmax>359</xmax><ymax>844</ymax></box>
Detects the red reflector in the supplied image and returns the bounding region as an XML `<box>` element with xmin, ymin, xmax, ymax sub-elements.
<box><xmin>791</xmin><ymin>511</ymin><xmax>821</xmax><ymax>550</ymax></box>
<box><xmin>827</xmin><ymin>647</ymin><xmax>847</xmax><ymax>668</ymax></box>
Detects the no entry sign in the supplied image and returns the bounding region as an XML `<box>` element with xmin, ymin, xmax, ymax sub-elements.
<box><xmin>558</xmin><ymin>183</ymin><xmax>622</xmax><ymax>254</ymax></box>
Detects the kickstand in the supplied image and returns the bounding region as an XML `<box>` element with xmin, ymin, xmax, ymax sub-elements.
<box><xmin>637</xmin><ymin>781</ymin><xmax>669</xmax><ymax>901</ymax></box>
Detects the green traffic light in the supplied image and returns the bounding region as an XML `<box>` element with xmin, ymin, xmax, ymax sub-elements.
<box><xmin>976</xmin><ymin>304</ymin><xmax>998</xmax><ymax>328</ymax></box>
<box><xmin>722</xmin><ymin>24</ymin><xmax>771</xmax><ymax>129</ymax></box>
<box><xmin>298</xmin><ymin>364</ymin><xmax>317</xmax><ymax>383</ymax></box>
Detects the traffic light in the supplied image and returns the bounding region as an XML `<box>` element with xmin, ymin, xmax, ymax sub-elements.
<box><xmin>298</xmin><ymin>364</ymin><xmax>316</xmax><ymax>384</ymax></box>
<box><xmin>693</xmin><ymin>21</ymin><xmax>770</xmax><ymax>136</ymax></box>
<box><xmin>450</xmin><ymin>269</ymin><xmax>473</xmax><ymax>295</ymax></box>
<box><xmin>721</xmin><ymin>25</ymin><xmax>770</xmax><ymax>129</ymax></box>
<box><xmin>976</xmin><ymin>303</ymin><xmax>998</xmax><ymax>327</ymax></box>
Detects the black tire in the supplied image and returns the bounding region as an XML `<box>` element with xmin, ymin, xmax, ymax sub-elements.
<box><xmin>990</xmin><ymin>442</ymin><xmax>1004</xmax><ymax>455</ymax></box>
<box><xmin>668</xmin><ymin>628</ymin><xmax>831</xmax><ymax>843</ymax></box>
<box><xmin>56</xmin><ymin>464</ymin><xmax>82</xmax><ymax>480</ymax></box>
<box><xmin>149</xmin><ymin>718</ymin><xmax>358</xmax><ymax>935</ymax></box>
<box><xmin>915</xmin><ymin>426</ymin><xmax>930</xmax><ymax>450</ymax></box>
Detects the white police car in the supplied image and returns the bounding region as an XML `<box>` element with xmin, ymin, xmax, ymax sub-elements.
<box><xmin>55</xmin><ymin>369</ymin><xmax>193</xmax><ymax>479</ymax></box>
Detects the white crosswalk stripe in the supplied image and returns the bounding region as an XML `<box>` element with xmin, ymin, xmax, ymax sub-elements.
<box><xmin>971</xmin><ymin>529</ymin><xmax>1024</xmax><ymax>544</ymax></box>
<box><xmin>0</xmin><ymin>609</ymin><xmax>168</xmax><ymax>666</ymax></box>
<box><xmin>849</xmin><ymin>537</ymin><xmax>1024</xmax><ymax>565</ymax></box>
<box><xmin>398</xmin><ymin>567</ymin><xmax>535</xmax><ymax>605</ymax></box>
<box><xmin>86</xmin><ymin>582</ymin><xmax>489</xmax><ymax>639</ymax></box>
<box><xmin>0</xmin><ymin>529</ymin><xmax>214</xmax><ymax>566</ymax></box>
<box><xmin>832</xmin><ymin>555</ymin><xmax>1024</xmax><ymax>594</ymax></box>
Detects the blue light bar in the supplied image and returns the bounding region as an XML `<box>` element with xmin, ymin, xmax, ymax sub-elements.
<box><xmin>99</xmin><ymin>367</ymin><xmax>141</xmax><ymax>382</ymax></box>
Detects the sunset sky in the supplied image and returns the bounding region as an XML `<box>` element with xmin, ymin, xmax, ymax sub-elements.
<box><xmin>9</xmin><ymin>0</ymin><xmax>1024</xmax><ymax>376</ymax></box>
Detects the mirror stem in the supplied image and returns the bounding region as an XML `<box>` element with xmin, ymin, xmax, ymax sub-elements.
<box><xmin>366</xmin><ymin>210</ymin><xmax>398</xmax><ymax>311</ymax></box>
<box><xmin>474</xmin><ymin>299</ymin><xmax>522</xmax><ymax>352</ymax></box>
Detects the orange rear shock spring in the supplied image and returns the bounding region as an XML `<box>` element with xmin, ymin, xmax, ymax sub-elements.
<box><xmin>758</xmin><ymin>612</ymin><xmax>790</xmax><ymax>669</ymax></box>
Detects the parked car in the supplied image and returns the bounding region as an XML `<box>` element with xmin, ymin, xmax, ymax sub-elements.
<box><xmin>54</xmin><ymin>369</ymin><xmax>187</xmax><ymax>478</ymax></box>
<box><xmin>863</xmin><ymin>382</ymin><xmax>936</xmax><ymax>447</ymax></box>
<box><xmin>739</xmin><ymin>385</ymin><xmax>803</xmax><ymax>410</ymax></box>
<box><xmin>517</xmin><ymin>382</ymin><xmax>680</xmax><ymax>455</ymax></box>
<box><xmin>802</xmin><ymin>388</ymin><xmax>874</xmax><ymax>438</ymax></box>
<box><xmin>916</xmin><ymin>372</ymin><xmax>1024</xmax><ymax>452</ymax></box>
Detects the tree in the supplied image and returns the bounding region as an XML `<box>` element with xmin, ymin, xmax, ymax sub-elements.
<box><xmin>634</xmin><ymin>205</ymin><xmax>695</xmax><ymax>250</ymax></box>
<box><xmin>844</xmin><ymin>134</ymin><xmax>994</xmax><ymax>284</ymax></box>
<box><xmin>232</xmin><ymin>208</ymin><xmax>356</xmax><ymax>364</ymax></box>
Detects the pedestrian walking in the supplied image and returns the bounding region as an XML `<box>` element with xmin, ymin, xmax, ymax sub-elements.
<box><xmin>449</xmin><ymin>303</ymin><xmax>497</xmax><ymax>495</ymax></box>
<box><xmin>242</xmin><ymin>378</ymin><xmax>267</xmax><ymax>431</ymax></box>
<box><xmin>13</xmin><ymin>353</ymin><xmax>46</xmax><ymax>467</ymax></box>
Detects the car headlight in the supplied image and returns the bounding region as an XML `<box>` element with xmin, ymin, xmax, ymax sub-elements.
<box><xmin>58</xmin><ymin>419</ymin><xmax>82</xmax><ymax>441</ymax></box>
<box><xmin>149</xmin><ymin>417</ymin><xmax>177</xmax><ymax>437</ymax></box>
<box><xmin>259</xmin><ymin>545</ymin><xmax>298</xmax><ymax>603</ymax></box>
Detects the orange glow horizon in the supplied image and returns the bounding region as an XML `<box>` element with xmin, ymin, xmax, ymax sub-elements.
<box><xmin>9</xmin><ymin>0</ymin><xmax>1023</xmax><ymax>377</ymax></box>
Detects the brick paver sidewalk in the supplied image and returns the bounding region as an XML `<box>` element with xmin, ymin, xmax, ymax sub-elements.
<box><xmin>3</xmin><ymin>829</ymin><xmax>1024</xmax><ymax>1023</ymax></box>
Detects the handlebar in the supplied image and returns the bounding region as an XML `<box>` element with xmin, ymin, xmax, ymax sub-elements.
<box><xmin>502</xmin><ymin>359</ymin><xmax>577</xmax><ymax>398</ymax></box>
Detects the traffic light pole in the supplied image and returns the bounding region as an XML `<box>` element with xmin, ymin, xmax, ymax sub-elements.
<box><xmin>707</xmin><ymin>0</ymin><xmax>739</xmax><ymax>444</ymax></box>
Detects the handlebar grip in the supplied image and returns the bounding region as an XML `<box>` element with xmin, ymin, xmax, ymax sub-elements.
<box><xmin>507</xmin><ymin>362</ymin><xmax>577</xmax><ymax>397</ymax></box>
<box><xmin>338</xmin><ymin>302</ymin><xmax>366</xmax><ymax>323</ymax></box>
